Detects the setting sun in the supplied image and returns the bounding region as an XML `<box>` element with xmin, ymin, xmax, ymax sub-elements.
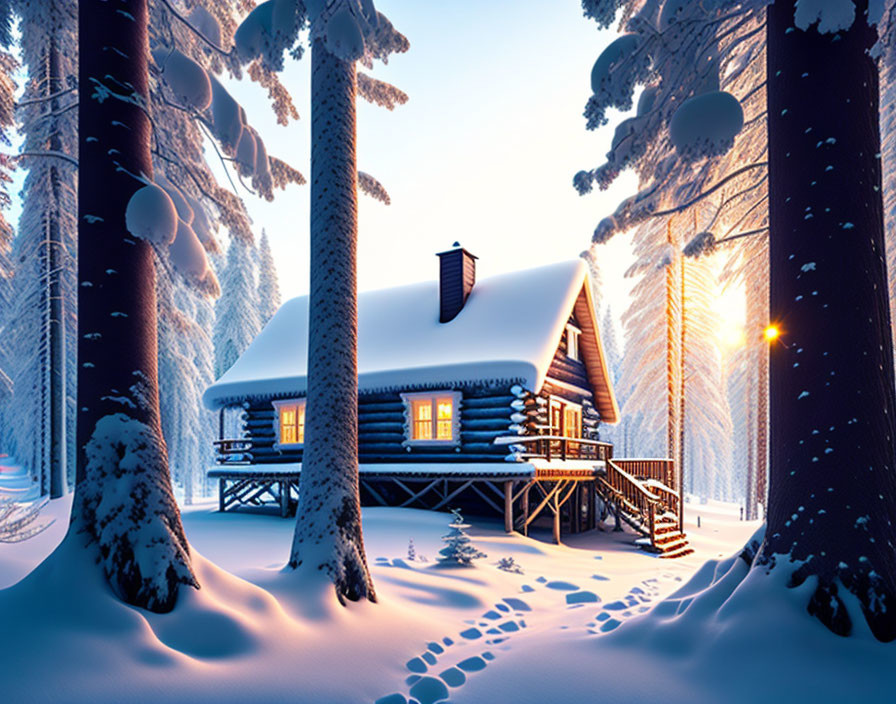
<box><xmin>764</xmin><ymin>325</ymin><xmax>780</xmax><ymax>342</ymax></box>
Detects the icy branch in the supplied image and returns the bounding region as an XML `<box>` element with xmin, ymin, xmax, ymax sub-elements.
<box><xmin>0</xmin><ymin>497</ymin><xmax>53</xmax><ymax>543</ymax></box>
<box><xmin>649</xmin><ymin>162</ymin><xmax>768</xmax><ymax>219</ymax></box>
<box><xmin>16</xmin><ymin>85</ymin><xmax>77</xmax><ymax>109</ymax></box>
<box><xmin>16</xmin><ymin>150</ymin><xmax>78</xmax><ymax>167</ymax></box>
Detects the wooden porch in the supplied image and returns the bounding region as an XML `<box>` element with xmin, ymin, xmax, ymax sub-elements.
<box><xmin>209</xmin><ymin>435</ymin><xmax>690</xmax><ymax>556</ymax></box>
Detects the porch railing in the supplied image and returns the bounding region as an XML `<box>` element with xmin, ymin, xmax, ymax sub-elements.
<box><xmin>213</xmin><ymin>438</ymin><xmax>253</xmax><ymax>464</ymax></box>
<box><xmin>611</xmin><ymin>458</ymin><xmax>676</xmax><ymax>493</ymax></box>
<box><xmin>493</xmin><ymin>435</ymin><xmax>613</xmax><ymax>462</ymax></box>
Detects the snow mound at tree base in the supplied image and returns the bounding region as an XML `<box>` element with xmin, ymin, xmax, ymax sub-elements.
<box><xmin>455</xmin><ymin>534</ymin><xmax>896</xmax><ymax>704</ymax></box>
<box><xmin>0</xmin><ymin>538</ymin><xmax>311</xmax><ymax>701</ymax></box>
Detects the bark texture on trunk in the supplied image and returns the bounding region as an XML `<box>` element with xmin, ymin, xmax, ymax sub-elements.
<box><xmin>289</xmin><ymin>40</ymin><xmax>375</xmax><ymax>604</ymax></box>
<box><xmin>48</xmin><ymin>38</ymin><xmax>66</xmax><ymax>500</ymax></box>
<box><xmin>763</xmin><ymin>0</ymin><xmax>896</xmax><ymax>640</ymax></box>
<box><xmin>71</xmin><ymin>0</ymin><xmax>196</xmax><ymax>613</ymax></box>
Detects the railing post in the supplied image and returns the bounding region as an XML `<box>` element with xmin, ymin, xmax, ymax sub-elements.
<box><xmin>561</xmin><ymin>438</ymin><xmax>567</xmax><ymax>461</ymax></box>
<box><xmin>649</xmin><ymin>502</ymin><xmax>656</xmax><ymax>551</ymax></box>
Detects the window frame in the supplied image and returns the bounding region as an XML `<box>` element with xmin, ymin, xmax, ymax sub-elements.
<box><xmin>566</xmin><ymin>323</ymin><xmax>582</xmax><ymax>361</ymax></box>
<box><xmin>549</xmin><ymin>396</ymin><xmax>582</xmax><ymax>438</ymax></box>
<box><xmin>400</xmin><ymin>390</ymin><xmax>462</xmax><ymax>447</ymax></box>
<box><xmin>272</xmin><ymin>398</ymin><xmax>306</xmax><ymax>450</ymax></box>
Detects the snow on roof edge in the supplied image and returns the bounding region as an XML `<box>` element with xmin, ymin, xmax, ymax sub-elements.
<box><xmin>203</xmin><ymin>259</ymin><xmax>607</xmax><ymax>411</ymax></box>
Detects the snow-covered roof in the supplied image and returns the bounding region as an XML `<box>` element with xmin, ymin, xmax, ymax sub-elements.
<box><xmin>203</xmin><ymin>259</ymin><xmax>618</xmax><ymax>422</ymax></box>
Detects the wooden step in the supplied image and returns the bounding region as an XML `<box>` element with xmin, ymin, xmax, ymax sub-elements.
<box><xmin>659</xmin><ymin>545</ymin><xmax>694</xmax><ymax>559</ymax></box>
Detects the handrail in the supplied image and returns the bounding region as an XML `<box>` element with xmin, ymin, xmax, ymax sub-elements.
<box><xmin>493</xmin><ymin>435</ymin><xmax>613</xmax><ymax>462</ymax></box>
<box><xmin>214</xmin><ymin>438</ymin><xmax>253</xmax><ymax>464</ymax></box>
<box><xmin>493</xmin><ymin>435</ymin><xmax>611</xmax><ymax>446</ymax></box>
<box><xmin>604</xmin><ymin>459</ymin><xmax>660</xmax><ymax>549</ymax></box>
<box><xmin>612</xmin><ymin>458</ymin><xmax>676</xmax><ymax>493</ymax></box>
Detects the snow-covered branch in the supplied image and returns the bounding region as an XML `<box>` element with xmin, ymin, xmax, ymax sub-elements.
<box><xmin>358</xmin><ymin>171</ymin><xmax>390</xmax><ymax>204</ymax></box>
<box><xmin>357</xmin><ymin>72</ymin><xmax>407</xmax><ymax>110</ymax></box>
<box><xmin>159</xmin><ymin>0</ymin><xmax>231</xmax><ymax>58</ymax></box>
<box><xmin>16</xmin><ymin>150</ymin><xmax>78</xmax><ymax>167</ymax></box>
<box><xmin>0</xmin><ymin>496</ymin><xmax>53</xmax><ymax>543</ymax></box>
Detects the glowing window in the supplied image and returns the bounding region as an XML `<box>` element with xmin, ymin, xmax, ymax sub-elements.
<box><xmin>275</xmin><ymin>400</ymin><xmax>305</xmax><ymax>445</ymax></box>
<box><xmin>403</xmin><ymin>392</ymin><xmax>459</xmax><ymax>444</ymax></box>
<box><xmin>564</xmin><ymin>407</ymin><xmax>581</xmax><ymax>439</ymax></box>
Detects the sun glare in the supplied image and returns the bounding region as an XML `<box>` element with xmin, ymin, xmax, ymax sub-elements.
<box><xmin>764</xmin><ymin>325</ymin><xmax>780</xmax><ymax>341</ymax></box>
<box><xmin>711</xmin><ymin>278</ymin><xmax>747</xmax><ymax>351</ymax></box>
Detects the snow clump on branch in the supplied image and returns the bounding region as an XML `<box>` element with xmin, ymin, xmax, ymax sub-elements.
<box><xmin>125</xmin><ymin>183</ymin><xmax>178</xmax><ymax>245</ymax></box>
<box><xmin>586</xmin><ymin>34</ymin><xmax>650</xmax><ymax>129</ymax></box>
<box><xmin>669</xmin><ymin>90</ymin><xmax>744</xmax><ymax>160</ymax></box>
<box><xmin>683</xmin><ymin>230</ymin><xmax>717</xmax><ymax>258</ymax></box>
<box><xmin>155</xmin><ymin>48</ymin><xmax>212</xmax><ymax>111</ymax></box>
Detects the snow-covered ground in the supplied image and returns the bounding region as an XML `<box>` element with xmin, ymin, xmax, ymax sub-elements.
<box><xmin>0</xmin><ymin>494</ymin><xmax>891</xmax><ymax>703</ymax></box>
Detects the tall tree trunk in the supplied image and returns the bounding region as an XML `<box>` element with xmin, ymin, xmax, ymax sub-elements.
<box><xmin>47</xmin><ymin>38</ymin><xmax>66</xmax><ymax>499</ymax></box>
<box><xmin>679</xmin><ymin>245</ymin><xmax>686</xmax><ymax>527</ymax></box>
<box><xmin>70</xmin><ymin>0</ymin><xmax>196</xmax><ymax>613</ymax></box>
<box><xmin>763</xmin><ymin>0</ymin><xmax>896</xmax><ymax>640</ymax></box>
<box><xmin>745</xmin><ymin>375</ymin><xmax>756</xmax><ymax>519</ymax></box>
<box><xmin>289</xmin><ymin>39</ymin><xmax>375</xmax><ymax>603</ymax></box>
<box><xmin>665</xmin><ymin>219</ymin><xmax>681</xmax><ymax>486</ymax></box>
<box><xmin>755</xmin><ymin>326</ymin><xmax>768</xmax><ymax>514</ymax></box>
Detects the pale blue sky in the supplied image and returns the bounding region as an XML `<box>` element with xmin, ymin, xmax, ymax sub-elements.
<box><xmin>217</xmin><ymin>0</ymin><xmax>638</xmax><ymax>309</ymax></box>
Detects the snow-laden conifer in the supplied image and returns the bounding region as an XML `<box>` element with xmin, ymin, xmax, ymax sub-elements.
<box><xmin>72</xmin><ymin>0</ymin><xmax>197</xmax><ymax>613</ymax></box>
<box><xmin>214</xmin><ymin>237</ymin><xmax>261</xmax><ymax>378</ymax></box>
<box><xmin>581</xmin><ymin>0</ymin><xmax>896</xmax><ymax>641</ymax></box>
<box><xmin>256</xmin><ymin>229</ymin><xmax>281</xmax><ymax>327</ymax></box>
<box><xmin>234</xmin><ymin>0</ymin><xmax>409</xmax><ymax>604</ymax></box>
<box><xmin>4</xmin><ymin>0</ymin><xmax>78</xmax><ymax>498</ymax></box>
<box><xmin>437</xmin><ymin>510</ymin><xmax>486</xmax><ymax>567</ymax></box>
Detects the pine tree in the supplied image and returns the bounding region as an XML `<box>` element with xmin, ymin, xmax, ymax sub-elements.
<box><xmin>438</xmin><ymin>509</ymin><xmax>486</xmax><ymax>567</ymax></box>
<box><xmin>3</xmin><ymin>0</ymin><xmax>78</xmax><ymax>497</ymax></box>
<box><xmin>71</xmin><ymin>0</ymin><xmax>196</xmax><ymax>613</ymax></box>
<box><xmin>214</xmin><ymin>236</ymin><xmax>261</xmax><ymax>378</ymax></box>
<box><xmin>580</xmin><ymin>0</ymin><xmax>896</xmax><ymax>640</ymax></box>
<box><xmin>256</xmin><ymin>228</ymin><xmax>281</xmax><ymax>326</ymax></box>
<box><xmin>0</xmin><ymin>23</ymin><xmax>16</xmax><ymax>455</ymax></box>
<box><xmin>234</xmin><ymin>0</ymin><xmax>409</xmax><ymax>603</ymax></box>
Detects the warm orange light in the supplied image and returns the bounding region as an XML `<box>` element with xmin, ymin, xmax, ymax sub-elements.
<box><xmin>764</xmin><ymin>325</ymin><xmax>780</xmax><ymax>342</ymax></box>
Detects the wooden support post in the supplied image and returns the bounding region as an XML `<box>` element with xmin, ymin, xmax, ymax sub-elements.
<box><xmin>522</xmin><ymin>484</ymin><xmax>531</xmax><ymax>536</ymax></box>
<box><xmin>504</xmin><ymin>480</ymin><xmax>513</xmax><ymax>533</ymax></box>
<box><xmin>280</xmin><ymin>480</ymin><xmax>290</xmax><ymax>518</ymax></box>
<box><xmin>218</xmin><ymin>478</ymin><xmax>226</xmax><ymax>513</ymax></box>
<box><xmin>552</xmin><ymin>491</ymin><xmax>561</xmax><ymax>545</ymax></box>
<box><xmin>614</xmin><ymin>501</ymin><xmax>623</xmax><ymax>532</ymax></box>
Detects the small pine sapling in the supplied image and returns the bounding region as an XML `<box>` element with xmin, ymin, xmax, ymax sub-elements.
<box><xmin>407</xmin><ymin>538</ymin><xmax>416</xmax><ymax>561</ymax></box>
<box><xmin>496</xmin><ymin>556</ymin><xmax>523</xmax><ymax>574</ymax></box>
<box><xmin>437</xmin><ymin>509</ymin><xmax>486</xmax><ymax>567</ymax></box>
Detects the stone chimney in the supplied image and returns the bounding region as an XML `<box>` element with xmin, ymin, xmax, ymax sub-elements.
<box><xmin>436</xmin><ymin>242</ymin><xmax>477</xmax><ymax>323</ymax></box>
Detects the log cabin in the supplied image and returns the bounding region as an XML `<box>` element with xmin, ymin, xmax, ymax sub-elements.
<box><xmin>203</xmin><ymin>246</ymin><xmax>691</xmax><ymax>556</ymax></box>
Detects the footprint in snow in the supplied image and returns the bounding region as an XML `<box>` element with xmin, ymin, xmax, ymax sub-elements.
<box><xmin>566</xmin><ymin>591</ymin><xmax>600</xmax><ymax>605</ymax></box>
<box><xmin>603</xmin><ymin>600</ymin><xmax>628</xmax><ymax>611</ymax></box>
<box><xmin>591</xmin><ymin>574</ymin><xmax>610</xmax><ymax>581</ymax></box>
<box><xmin>502</xmin><ymin>597</ymin><xmax>531</xmax><ymax>611</ymax></box>
<box><xmin>545</xmin><ymin>580</ymin><xmax>579</xmax><ymax>591</ymax></box>
<box><xmin>600</xmin><ymin>618</ymin><xmax>622</xmax><ymax>633</ymax></box>
<box><xmin>385</xmin><ymin>596</ymin><xmax>532</xmax><ymax>703</ymax></box>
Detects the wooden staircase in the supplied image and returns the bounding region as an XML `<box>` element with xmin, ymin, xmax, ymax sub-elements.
<box><xmin>596</xmin><ymin>458</ymin><xmax>693</xmax><ymax>559</ymax></box>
